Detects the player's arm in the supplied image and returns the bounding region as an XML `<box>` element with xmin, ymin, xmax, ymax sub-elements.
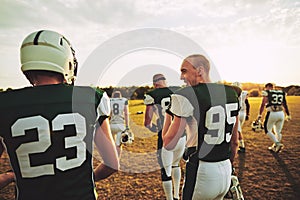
<box><xmin>94</xmin><ymin>118</ymin><xmax>119</xmax><ymax>181</ymax></box>
<box><xmin>163</xmin><ymin>94</ymin><xmax>193</xmax><ymax>150</ymax></box>
<box><xmin>0</xmin><ymin>138</ymin><xmax>4</xmax><ymax>158</ymax></box>
<box><xmin>0</xmin><ymin>171</ymin><xmax>15</xmax><ymax>189</ymax></box>
<box><xmin>258</xmin><ymin>96</ymin><xmax>268</xmax><ymax>118</ymax></box>
<box><xmin>144</xmin><ymin>105</ymin><xmax>153</xmax><ymax>127</ymax></box>
<box><xmin>162</xmin><ymin>112</ymin><xmax>172</xmax><ymax>137</ymax></box>
<box><xmin>282</xmin><ymin>95</ymin><xmax>290</xmax><ymax>116</ymax></box>
<box><xmin>245</xmin><ymin>98</ymin><xmax>250</xmax><ymax>120</ymax></box>
<box><xmin>124</xmin><ymin>102</ymin><xmax>130</xmax><ymax>129</ymax></box>
<box><xmin>143</xmin><ymin>93</ymin><xmax>154</xmax><ymax>128</ymax></box>
<box><xmin>144</xmin><ymin>105</ymin><xmax>157</xmax><ymax>132</ymax></box>
<box><xmin>163</xmin><ymin>115</ymin><xmax>186</xmax><ymax>150</ymax></box>
<box><xmin>230</xmin><ymin>116</ymin><xmax>239</xmax><ymax>164</ymax></box>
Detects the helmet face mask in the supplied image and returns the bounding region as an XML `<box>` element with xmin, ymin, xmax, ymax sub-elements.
<box><xmin>20</xmin><ymin>30</ymin><xmax>78</xmax><ymax>85</ymax></box>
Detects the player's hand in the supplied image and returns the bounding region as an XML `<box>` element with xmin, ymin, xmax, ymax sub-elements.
<box><xmin>257</xmin><ymin>115</ymin><xmax>262</xmax><ymax>121</ymax></box>
<box><xmin>125</xmin><ymin>126</ymin><xmax>130</xmax><ymax>131</ymax></box>
<box><xmin>245</xmin><ymin>115</ymin><xmax>249</xmax><ymax>121</ymax></box>
<box><xmin>146</xmin><ymin>123</ymin><xmax>157</xmax><ymax>133</ymax></box>
<box><xmin>285</xmin><ymin>115</ymin><xmax>291</xmax><ymax>121</ymax></box>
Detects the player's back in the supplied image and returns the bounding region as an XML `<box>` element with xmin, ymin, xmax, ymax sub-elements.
<box><xmin>0</xmin><ymin>84</ymin><xmax>103</xmax><ymax>200</ymax></box>
<box><xmin>144</xmin><ymin>87</ymin><xmax>173</xmax><ymax>129</ymax></box>
<box><xmin>176</xmin><ymin>83</ymin><xmax>239</xmax><ymax>162</ymax></box>
<box><xmin>110</xmin><ymin>97</ymin><xmax>128</xmax><ymax>123</ymax></box>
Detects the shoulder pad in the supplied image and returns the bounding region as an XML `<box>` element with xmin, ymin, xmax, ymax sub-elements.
<box><xmin>262</xmin><ymin>90</ymin><xmax>268</xmax><ymax>96</ymax></box>
<box><xmin>144</xmin><ymin>94</ymin><xmax>154</xmax><ymax>105</ymax></box>
<box><xmin>97</xmin><ymin>92</ymin><xmax>111</xmax><ymax>116</ymax></box>
<box><xmin>169</xmin><ymin>94</ymin><xmax>194</xmax><ymax>117</ymax></box>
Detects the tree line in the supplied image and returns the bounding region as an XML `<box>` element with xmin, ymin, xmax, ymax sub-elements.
<box><xmin>99</xmin><ymin>83</ymin><xmax>300</xmax><ymax>99</ymax></box>
<box><xmin>1</xmin><ymin>83</ymin><xmax>299</xmax><ymax>99</ymax></box>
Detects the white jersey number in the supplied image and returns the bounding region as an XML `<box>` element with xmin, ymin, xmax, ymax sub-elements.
<box><xmin>112</xmin><ymin>103</ymin><xmax>120</xmax><ymax>115</ymax></box>
<box><xmin>11</xmin><ymin>113</ymin><xmax>86</xmax><ymax>178</ymax></box>
<box><xmin>205</xmin><ymin>103</ymin><xmax>238</xmax><ymax>145</ymax></box>
<box><xmin>271</xmin><ymin>93</ymin><xmax>283</xmax><ymax>105</ymax></box>
<box><xmin>161</xmin><ymin>97</ymin><xmax>171</xmax><ymax>115</ymax></box>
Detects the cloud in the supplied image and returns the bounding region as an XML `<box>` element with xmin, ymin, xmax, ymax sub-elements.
<box><xmin>0</xmin><ymin>0</ymin><xmax>299</xmax><ymax>88</ymax></box>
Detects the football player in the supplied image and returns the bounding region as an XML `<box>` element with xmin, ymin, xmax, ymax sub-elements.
<box><xmin>257</xmin><ymin>83</ymin><xmax>291</xmax><ymax>152</ymax></box>
<box><xmin>0</xmin><ymin>30</ymin><xmax>119</xmax><ymax>199</ymax></box>
<box><xmin>163</xmin><ymin>54</ymin><xmax>240</xmax><ymax>200</ymax></box>
<box><xmin>232</xmin><ymin>82</ymin><xmax>250</xmax><ymax>153</ymax></box>
<box><xmin>144</xmin><ymin>74</ymin><xmax>186</xmax><ymax>200</ymax></box>
<box><xmin>109</xmin><ymin>90</ymin><xmax>132</xmax><ymax>157</ymax></box>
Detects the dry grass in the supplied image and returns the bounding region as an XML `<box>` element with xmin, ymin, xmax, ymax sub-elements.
<box><xmin>1</xmin><ymin>97</ymin><xmax>300</xmax><ymax>200</ymax></box>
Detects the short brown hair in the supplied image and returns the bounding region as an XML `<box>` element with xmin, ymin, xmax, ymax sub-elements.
<box><xmin>152</xmin><ymin>74</ymin><xmax>166</xmax><ymax>83</ymax></box>
<box><xmin>185</xmin><ymin>54</ymin><xmax>210</xmax><ymax>73</ymax></box>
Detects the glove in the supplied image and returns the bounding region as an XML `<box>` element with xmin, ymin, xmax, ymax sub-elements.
<box><xmin>285</xmin><ymin>115</ymin><xmax>291</xmax><ymax>121</ymax></box>
<box><xmin>125</xmin><ymin>126</ymin><xmax>130</xmax><ymax>131</ymax></box>
<box><xmin>245</xmin><ymin>115</ymin><xmax>249</xmax><ymax>121</ymax></box>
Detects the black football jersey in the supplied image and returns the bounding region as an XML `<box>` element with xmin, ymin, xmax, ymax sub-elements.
<box><xmin>0</xmin><ymin>84</ymin><xmax>110</xmax><ymax>200</ymax></box>
<box><xmin>144</xmin><ymin>87</ymin><xmax>173</xmax><ymax>131</ymax></box>
<box><xmin>169</xmin><ymin>83</ymin><xmax>239</xmax><ymax>162</ymax></box>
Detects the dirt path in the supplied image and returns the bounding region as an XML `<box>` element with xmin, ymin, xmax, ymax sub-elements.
<box><xmin>1</xmin><ymin>97</ymin><xmax>300</xmax><ymax>199</ymax></box>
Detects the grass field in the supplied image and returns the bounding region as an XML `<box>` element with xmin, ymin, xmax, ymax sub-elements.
<box><xmin>1</xmin><ymin>96</ymin><xmax>300</xmax><ymax>199</ymax></box>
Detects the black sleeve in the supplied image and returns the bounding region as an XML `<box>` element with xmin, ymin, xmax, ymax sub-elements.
<box><xmin>97</xmin><ymin>115</ymin><xmax>109</xmax><ymax>127</ymax></box>
<box><xmin>245</xmin><ymin>98</ymin><xmax>250</xmax><ymax>116</ymax></box>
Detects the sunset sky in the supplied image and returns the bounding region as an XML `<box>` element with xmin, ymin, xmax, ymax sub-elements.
<box><xmin>0</xmin><ymin>0</ymin><xmax>299</xmax><ymax>88</ymax></box>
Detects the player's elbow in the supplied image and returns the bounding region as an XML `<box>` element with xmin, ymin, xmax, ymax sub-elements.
<box><xmin>94</xmin><ymin>164</ymin><xmax>118</xmax><ymax>181</ymax></box>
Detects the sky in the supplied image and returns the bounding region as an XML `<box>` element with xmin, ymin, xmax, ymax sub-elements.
<box><xmin>0</xmin><ymin>0</ymin><xmax>299</xmax><ymax>88</ymax></box>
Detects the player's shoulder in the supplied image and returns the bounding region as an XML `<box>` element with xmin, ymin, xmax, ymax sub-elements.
<box><xmin>262</xmin><ymin>89</ymin><xmax>285</xmax><ymax>96</ymax></box>
<box><xmin>272</xmin><ymin>89</ymin><xmax>285</xmax><ymax>94</ymax></box>
<box><xmin>72</xmin><ymin>85</ymin><xmax>105</xmax><ymax>97</ymax></box>
<box><xmin>0</xmin><ymin>87</ymin><xmax>25</xmax><ymax>108</ymax></box>
<box><xmin>154</xmin><ymin>87</ymin><xmax>173</xmax><ymax>94</ymax></box>
<box><xmin>144</xmin><ymin>93</ymin><xmax>155</xmax><ymax>105</ymax></box>
<box><xmin>225</xmin><ymin>84</ymin><xmax>242</xmax><ymax>96</ymax></box>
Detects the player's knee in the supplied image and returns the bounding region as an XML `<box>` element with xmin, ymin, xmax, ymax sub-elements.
<box><xmin>161</xmin><ymin>169</ymin><xmax>172</xmax><ymax>181</ymax></box>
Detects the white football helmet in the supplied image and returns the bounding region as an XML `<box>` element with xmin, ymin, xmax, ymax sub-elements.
<box><xmin>20</xmin><ymin>30</ymin><xmax>78</xmax><ymax>84</ymax></box>
<box><xmin>225</xmin><ymin>175</ymin><xmax>245</xmax><ymax>200</ymax></box>
<box><xmin>120</xmin><ymin>130</ymin><xmax>134</xmax><ymax>145</ymax></box>
<box><xmin>251</xmin><ymin>119</ymin><xmax>264</xmax><ymax>132</ymax></box>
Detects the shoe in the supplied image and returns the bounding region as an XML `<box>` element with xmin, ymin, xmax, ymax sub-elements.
<box><xmin>238</xmin><ymin>147</ymin><xmax>246</xmax><ymax>153</ymax></box>
<box><xmin>274</xmin><ymin>142</ymin><xmax>284</xmax><ymax>153</ymax></box>
<box><xmin>268</xmin><ymin>143</ymin><xmax>276</xmax><ymax>151</ymax></box>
